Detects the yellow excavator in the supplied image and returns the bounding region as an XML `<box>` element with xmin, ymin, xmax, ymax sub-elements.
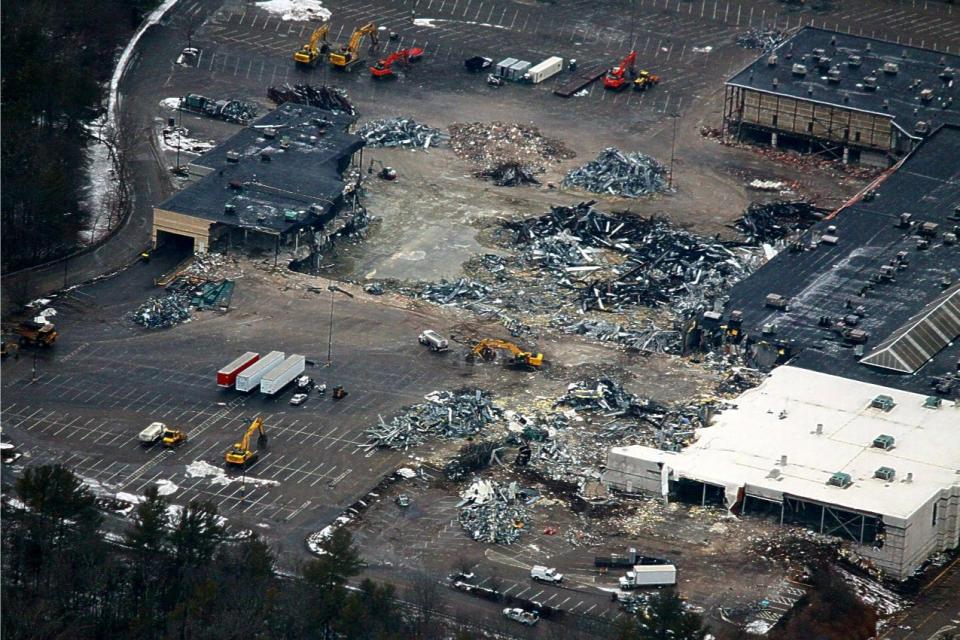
<box><xmin>225</xmin><ymin>416</ymin><xmax>267</xmax><ymax>466</ymax></box>
<box><xmin>469</xmin><ymin>339</ymin><xmax>544</xmax><ymax>369</ymax></box>
<box><xmin>329</xmin><ymin>22</ymin><xmax>378</xmax><ymax>70</ymax></box>
<box><xmin>293</xmin><ymin>22</ymin><xmax>330</xmax><ymax>67</ymax></box>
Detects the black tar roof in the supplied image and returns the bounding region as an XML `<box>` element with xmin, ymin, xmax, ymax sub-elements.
<box><xmin>159</xmin><ymin>103</ymin><xmax>363</xmax><ymax>234</ymax></box>
<box><xmin>727</xmin><ymin>27</ymin><xmax>960</xmax><ymax>139</ymax></box>
<box><xmin>723</xmin><ymin>124</ymin><xmax>960</xmax><ymax>394</ymax></box>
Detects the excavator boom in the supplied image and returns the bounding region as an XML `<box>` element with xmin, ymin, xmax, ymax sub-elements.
<box><xmin>330</xmin><ymin>22</ymin><xmax>378</xmax><ymax>69</ymax></box>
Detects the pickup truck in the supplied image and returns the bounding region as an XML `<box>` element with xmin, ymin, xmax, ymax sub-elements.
<box><xmin>530</xmin><ymin>565</ymin><xmax>563</xmax><ymax>584</ymax></box>
<box><xmin>503</xmin><ymin>608</ymin><xmax>539</xmax><ymax>626</ymax></box>
<box><xmin>139</xmin><ymin>422</ymin><xmax>166</xmax><ymax>446</ymax></box>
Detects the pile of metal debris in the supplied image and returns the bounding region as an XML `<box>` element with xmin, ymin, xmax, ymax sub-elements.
<box><xmin>130</xmin><ymin>278</ymin><xmax>234</xmax><ymax>329</ymax></box>
<box><xmin>174</xmin><ymin>94</ymin><xmax>259</xmax><ymax>124</ymax></box>
<box><xmin>476</xmin><ymin>161</ymin><xmax>540</xmax><ymax>186</ymax></box>
<box><xmin>356</xmin><ymin>117</ymin><xmax>447</xmax><ymax>149</ymax></box>
<box><xmin>363</xmin><ymin>389</ymin><xmax>501</xmax><ymax>450</ymax></box>
<box><xmin>735</xmin><ymin>27</ymin><xmax>788</xmax><ymax>51</ymax></box>
<box><xmin>266</xmin><ymin>84</ymin><xmax>355</xmax><ymax>115</ymax></box>
<box><xmin>732</xmin><ymin>201</ymin><xmax>824</xmax><ymax>245</ymax></box>
<box><xmin>457</xmin><ymin>478</ymin><xmax>529</xmax><ymax>544</ymax></box>
<box><xmin>562</xmin><ymin>148</ymin><xmax>667</xmax><ymax>198</ymax></box>
<box><xmin>448</xmin><ymin>121</ymin><xmax>575</xmax><ymax>173</ymax></box>
<box><xmin>558</xmin><ymin>318</ymin><xmax>682</xmax><ymax>354</ymax></box>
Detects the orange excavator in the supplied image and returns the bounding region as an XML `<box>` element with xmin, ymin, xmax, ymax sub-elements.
<box><xmin>603</xmin><ymin>51</ymin><xmax>636</xmax><ymax>90</ymax></box>
<box><xmin>370</xmin><ymin>47</ymin><xmax>424</xmax><ymax>77</ymax></box>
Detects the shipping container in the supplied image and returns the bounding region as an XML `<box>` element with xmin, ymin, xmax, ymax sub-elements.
<box><xmin>217</xmin><ymin>352</ymin><xmax>260</xmax><ymax>388</ymax></box>
<box><xmin>525</xmin><ymin>56</ymin><xmax>563</xmax><ymax>84</ymax></box>
<box><xmin>496</xmin><ymin>57</ymin><xmax>518</xmax><ymax>77</ymax></box>
<box><xmin>260</xmin><ymin>355</ymin><xmax>306</xmax><ymax>395</ymax></box>
<box><xmin>236</xmin><ymin>351</ymin><xmax>285</xmax><ymax>392</ymax></box>
<box><xmin>507</xmin><ymin>60</ymin><xmax>531</xmax><ymax>81</ymax></box>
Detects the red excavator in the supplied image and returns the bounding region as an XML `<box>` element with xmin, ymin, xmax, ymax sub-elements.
<box><xmin>603</xmin><ymin>50</ymin><xmax>637</xmax><ymax>90</ymax></box>
<box><xmin>370</xmin><ymin>47</ymin><xmax>425</xmax><ymax>78</ymax></box>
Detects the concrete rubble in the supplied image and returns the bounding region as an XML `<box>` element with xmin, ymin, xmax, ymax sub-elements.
<box><xmin>356</xmin><ymin>117</ymin><xmax>447</xmax><ymax>149</ymax></box>
<box><xmin>448</xmin><ymin>121</ymin><xmax>575</xmax><ymax>173</ymax></box>
<box><xmin>266</xmin><ymin>83</ymin><xmax>356</xmax><ymax>115</ymax></box>
<box><xmin>457</xmin><ymin>477</ymin><xmax>530</xmax><ymax>544</ymax></box>
<box><xmin>562</xmin><ymin>148</ymin><xmax>667</xmax><ymax>197</ymax></box>
<box><xmin>363</xmin><ymin>389</ymin><xmax>502</xmax><ymax>450</ymax></box>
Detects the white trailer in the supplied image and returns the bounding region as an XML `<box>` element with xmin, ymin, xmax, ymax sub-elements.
<box><xmin>525</xmin><ymin>56</ymin><xmax>563</xmax><ymax>84</ymax></box>
<box><xmin>260</xmin><ymin>354</ymin><xmax>306</xmax><ymax>395</ymax></box>
<box><xmin>236</xmin><ymin>350</ymin><xmax>285</xmax><ymax>392</ymax></box>
<box><xmin>619</xmin><ymin>564</ymin><xmax>676</xmax><ymax>589</ymax></box>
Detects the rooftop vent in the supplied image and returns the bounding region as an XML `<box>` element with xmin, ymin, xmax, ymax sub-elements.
<box><xmin>871</xmin><ymin>395</ymin><xmax>896</xmax><ymax>411</ymax></box>
<box><xmin>224</xmin><ymin>202</ymin><xmax>236</xmax><ymax>215</ymax></box>
<box><xmin>904</xmin><ymin>472</ymin><xmax>913</xmax><ymax>483</ymax></box>
<box><xmin>768</xmin><ymin>54</ymin><xmax>778</xmax><ymax>66</ymax></box>
<box><xmin>920</xmin><ymin>88</ymin><xmax>934</xmax><ymax>102</ymax></box>
<box><xmin>773</xmin><ymin>78</ymin><xmax>779</xmax><ymax>89</ymax></box>
<box><xmin>883</xmin><ymin>62</ymin><xmax>900</xmax><ymax>75</ymax></box>
<box><xmin>828</xmin><ymin>67</ymin><xmax>841</xmax><ymax>83</ymax></box>
<box><xmin>848</xmin><ymin>55</ymin><xmax>862</xmax><ymax>68</ymax></box>
<box><xmin>828</xmin><ymin>472</ymin><xmax>853</xmax><ymax>488</ymax></box>
<box><xmin>226</xmin><ymin>151</ymin><xmax>240</xmax><ymax>163</ymax></box>
<box><xmin>944</xmin><ymin>232</ymin><xmax>957</xmax><ymax>245</ymax></box>
<box><xmin>821</xmin><ymin>234</ymin><xmax>839</xmax><ymax>245</ymax></box>
<box><xmin>875</xmin><ymin>466</ymin><xmax>896</xmax><ymax>481</ymax></box>
<box><xmin>792</xmin><ymin>64</ymin><xmax>808</xmax><ymax>76</ymax></box>
<box><xmin>915</xmin><ymin>121</ymin><xmax>931</xmax><ymax>136</ymax></box>
<box><xmin>765</xmin><ymin>293</ymin><xmax>789</xmax><ymax>310</ymax></box>
<box><xmin>262</xmin><ymin>127</ymin><xmax>277</xmax><ymax>139</ymax></box>
<box><xmin>920</xmin><ymin>221</ymin><xmax>939</xmax><ymax>237</ymax></box>
<box><xmin>812</xmin><ymin>48</ymin><xmax>826</xmax><ymax>59</ymax></box>
<box><xmin>873</xmin><ymin>434</ymin><xmax>895</xmax><ymax>450</ymax></box>
<box><xmin>863</xmin><ymin>76</ymin><xmax>878</xmax><ymax>91</ymax></box>
<box><xmin>923</xmin><ymin>395</ymin><xmax>943</xmax><ymax>409</ymax></box>
<box><xmin>941</xmin><ymin>67</ymin><xmax>955</xmax><ymax>81</ymax></box>
<box><xmin>898</xmin><ymin>212</ymin><xmax>913</xmax><ymax>228</ymax></box>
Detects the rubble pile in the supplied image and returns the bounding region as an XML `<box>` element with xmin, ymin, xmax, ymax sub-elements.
<box><xmin>736</xmin><ymin>27</ymin><xmax>788</xmax><ymax>51</ymax></box>
<box><xmin>448</xmin><ymin>121</ymin><xmax>575</xmax><ymax>172</ymax></box>
<box><xmin>476</xmin><ymin>161</ymin><xmax>540</xmax><ymax>186</ymax></box>
<box><xmin>356</xmin><ymin>117</ymin><xmax>447</xmax><ymax>149</ymax></box>
<box><xmin>266</xmin><ymin>84</ymin><xmax>355</xmax><ymax>115</ymax></box>
<box><xmin>130</xmin><ymin>275</ymin><xmax>234</xmax><ymax>329</ymax></box>
<box><xmin>457</xmin><ymin>478</ymin><xmax>529</xmax><ymax>544</ymax></box>
<box><xmin>363</xmin><ymin>389</ymin><xmax>501</xmax><ymax>450</ymax></box>
<box><xmin>218</xmin><ymin>100</ymin><xmax>258</xmax><ymax>124</ymax></box>
<box><xmin>733</xmin><ymin>201</ymin><xmax>824</xmax><ymax>245</ymax></box>
<box><xmin>562</xmin><ymin>148</ymin><xmax>667</xmax><ymax>198</ymax></box>
<box><xmin>558</xmin><ymin>318</ymin><xmax>682</xmax><ymax>354</ymax></box>
<box><xmin>130</xmin><ymin>291</ymin><xmax>193</xmax><ymax>329</ymax></box>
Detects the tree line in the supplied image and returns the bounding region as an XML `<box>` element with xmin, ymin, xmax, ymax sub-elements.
<box><xmin>1</xmin><ymin>0</ymin><xmax>158</xmax><ymax>272</ymax></box>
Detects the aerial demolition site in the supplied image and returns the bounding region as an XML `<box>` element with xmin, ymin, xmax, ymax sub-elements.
<box><xmin>2</xmin><ymin>0</ymin><xmax>959</xmax><ymax>637</ymax></box>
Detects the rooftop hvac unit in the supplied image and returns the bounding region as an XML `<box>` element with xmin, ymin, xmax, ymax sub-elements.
<box><xmin>765</xmin><ymin>293</ymin><xmax>789</xmax><ymax>310</ymax></box>
<box><xmin>262</xmin><ymin>127</ymin><xmax>277</xmax><ymax>139</ymax></box>
<box><xmin>812</xmin><ymin>48</ymin><xmax>826</xmax><ymax>60</ymax></box>
<box><xmin>827</xmin><ymin>67</ymin><xmax>841</xmax><ymax>83</ymax></box>
<box><xmin>920</xmin><ymin>221</ymin><xmax>940</xmax><ymax>237</ymax></box>
<box><xmin>863</xmin><ymin>76</ymin><xmax>878</xmax><ymax>91</ymax></box>
<box><xmin>872</xmin><ymin>434</ymin><xmax>895</xmax><ymax>450</ymax></box>
<box><xmin>821</xmin><ymin>234</ymin><xmax>839</xmax><ymax>245</ymax></box>
<box><xmin>874</xmin><ymin>466</ymin><xmax>896</xmax><ymax>481</ymax></box>
<box><xmin>915</xmin><ymin>121</ymin><xmax>931</xmax><ymax>136</ymax></box>
<box><xmin>828</xmin><ymin>472</ymin><xmax>853</xmax><ymax>488</ymax></box>
<box><xmin>920</xmin><ymin>88</ymin><xmax>934</xmax><ymax>102</ymax></box>
<box><xmin>871</xmin><ymin>395</ymin><xmax>896</xmax><ymax>411</ymax></box>
<box><xmin>882</xmin><ymin>62</ymin><xmax>899</xmax><ymax>74</ymax></box>
<box><xmin>792</xmin><ymin>64</ymin><xmax>807</xmax><ymax>76</ymax></box>
<box><xmin>941</xmin><ymin>67</ymin><xmax>955</xmax><ymax>81</ymax></box>
<box><xmin>848</xmin><ymin>55</ymin><xmax>862</xmax><ymax>67</ymax></box>
<box><xmin>944</xmin><ymin>232</ymin><xmax>957</xmax><ymax>245</ymax></box>
<box><xmin>226</xmin><ymin>151</ymin><xmax>241</xmax><ymax>163</ymax></box>
<box><xmin>768</xmin><ymin>54</ymin><xmax>778</xmax><ymax>66</ymax></box>
<box><xmin>923</xmin><ymin>395</ymin><xmax>943</xmax><ymax>409</ymax></box>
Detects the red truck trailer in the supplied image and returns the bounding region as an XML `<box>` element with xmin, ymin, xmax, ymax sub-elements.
<box><xmin>217</xmin><ymin>352</ymin><xmax>260</xmax><ymax>388</ymax></box>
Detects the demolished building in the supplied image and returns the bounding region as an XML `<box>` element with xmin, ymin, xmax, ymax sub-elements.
<box><xmin>152</xmin><ymin>103</ymin><xmax>364</xmax><ymax>257</ymax></box>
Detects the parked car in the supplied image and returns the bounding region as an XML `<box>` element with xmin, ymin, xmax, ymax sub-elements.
<box><xmin>503</xmin><ymin>608</ymin><xmax>539</xmax><ymax>626</ymax></box>
<box><xmin>316</xmin><ymin>383</ymin><xmax>327</xmax><ymax>395</ymax></box>
<box><xmin>289</xmin><ymin>393</ymin><xmax>308</xmax><ymax>406</ymax></box>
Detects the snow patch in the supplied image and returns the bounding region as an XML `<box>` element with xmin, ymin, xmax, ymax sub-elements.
<box><xmin>155</xmin><ymin>479</ymin><xmax>178</xmax><ymax>496</ymax></box>
<box><xmin>413</xmin><ymin>18</ymin><xmax>437</xmax><ymax>27</ymax></box>
<box><xmin>306</xmin><ymin>515</ymin><xmax>353</xmax><ymax>556</ymax></box>
<box><xmin>413</xmin><ymin>17</ymin><xmax>508</xmax><ymax>30</ymax></box>
<box><xmin>79</xmin><ymin>122</ymin><xmax>119</xmax><ymax>244</ymax></box>
<box><xmin>185</xmin><ymin>460</ymin><xmax>279</xmax><ymax>486</ymax></box>
<box><xmin>0</xmin><ymin>443</ymin><xmax>14</xmax><ymax>451</ymax></box>
<box><xmin>27</xmin><ymin>298</ymin><xmax>52</xmax><ymax>308</ymax></box>
<box><xmin>159</xmin><ymin>126</ymin><xmax>216</xmax><ymax>155</ymax></box>
<box><xmin>116</xmin><ymin>492</ymin><xmax>145</xmax><ymax>505</ymax></box>
<box><xmin>396</xmin><ymin>467</ymin><xmax>417</xmax><ymax>479</ymax></box>
<box><xmin>160</xmin><ymin>97</ymin><xmax>182</xmax><ymax>110</ymax></box>
<box><xmin>744</xmin><ymin>619</ymin><xmax>772</xmax><ymax>635</ymax></box>
<box><xmin>256</xmin><ymin>0</ymin><xmax>331</xmax><ymax>22</ymax></box>
<box><xmin>692</xmin><ymin>45</ymin><xmax>714</xmax><ymax>53</ymax></box>
<box><xmin>4</xmin><ymin>496</ymin><xmax>28</xmax><ymax>510</ymax></box>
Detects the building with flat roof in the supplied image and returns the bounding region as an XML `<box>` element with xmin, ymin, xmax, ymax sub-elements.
<box><xmin>709</xmin><ymin>123</ymin><xmax>960</xmax><ymax>396</ymax></box>
<box><xmin>603</xmin><ymin>366</ymin><xmax>960</xmax><ymax>579</ymax></box>
<box><xmin>152</xmin><ymin>103</ymin><xmax>364</xmax><ymax>255</ymax></box>
<box><xmin>724</xmin><ymin>27</ymin><xmax>960</xmax><ymax>165</ymax></box>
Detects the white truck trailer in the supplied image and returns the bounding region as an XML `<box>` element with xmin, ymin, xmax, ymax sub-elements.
<box><xmin>525</xmin><ymin>56</ymin><xmax>563</xmax><ymax>84</ymax></box>
<box><xmin>260</xmin><ymin>354</ymin><xmax>306</xmax><ymax>395</ymax></box>
<box><xmin>619</xmin><ymin>564</ymin><xmax>677</xmax><ymax>589</ymax></box>
<box><xmin>236</xmin><ymin>350</ymin><xmax>285</xmax><ymax>392</ymax></box>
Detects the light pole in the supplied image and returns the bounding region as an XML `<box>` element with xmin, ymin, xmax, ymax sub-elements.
<box><xmin>668</xmin><ymin>112</ymin><xmax>679</xmax><ymax>190</ymax></box>
<box><xmin>326</xmin><ymin>283</ymin><xmax>335</xmax><ymax>366</ymax></box>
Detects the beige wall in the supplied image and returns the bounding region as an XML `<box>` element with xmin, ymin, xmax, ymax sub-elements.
<box><xmin>152</xmin><ymin>208</ymin><xmax>213</xmax><ymax>253</ymax></box>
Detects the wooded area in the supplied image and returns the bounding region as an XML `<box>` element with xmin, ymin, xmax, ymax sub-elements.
<box><xmin>0</xmin><ymin>0</ymin><xmax>157</xmax><ymax>272</ymax></box>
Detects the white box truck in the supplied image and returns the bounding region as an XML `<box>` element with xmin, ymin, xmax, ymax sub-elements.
<box><xmin>525</xmin><ymin>56</ymin><xmax>563</xmax><ymax>84</ymax></box>
<box><xmin>260</xmin><ymin>354</ymin><xmax>306</xmax><ymax>395</ymax></box>
<box><xmin>619</xmin><ymin>564</ymin><xmax>677</xmax><ymax>589</ymax></box>
<box><xmin>236</xmin><ymin>350</ymin><xmax>285</xmax><ymax>392</ymax></box>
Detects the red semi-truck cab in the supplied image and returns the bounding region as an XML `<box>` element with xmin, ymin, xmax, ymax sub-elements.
<box><xmin>217</xmin><ymin>352</ymin><xmax>260</xmax><ymax>388</ymax></box>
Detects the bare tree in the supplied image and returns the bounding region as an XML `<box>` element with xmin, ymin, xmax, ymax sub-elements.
<box><xmin>407</xmin><ymin>571</ymin><xmax>441</xmax><ymax>640</ymax></box>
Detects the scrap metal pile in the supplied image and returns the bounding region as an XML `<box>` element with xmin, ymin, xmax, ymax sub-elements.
<box><xmin>363</xmin><ymin>389</ymin><xmax>501</xmax><ymax>450</ymax></box>
<box><xmin>356</xmin><ymin>117</ymin><xmax>447</xmax><ymax>149</ymax></box>
<box><xmin>266</xmin><ymin>84</ymin><xmax>355</xmax><ymax>115</ymax></box>
<box><xmin>457</xmin><ymin>478</ymin><xmax>529</xmax><ymax>544</ymax></box>
<box><xmin>736</xmin><ymin>27</ymin><xmax>788</xmax><ymax>51</ymax></box>
<box><xmin>130</xmin><ymin>278</ymin><xmax>234</xmax><ymax>329</ymax></box>
<box><xmin>562</xmin><ymin>148</ymin><xmax>667</xmax><ymax>198</ymax></box>
<box><xmin>733</xmin><ymin>201</ymin><xmax>824</xmax><ymax>245</ymax></box>
<box><xmin>448</xmin><ymin>121</ymin><xmax>575</xmax><ymax>177</ymax></box>
<box><xmin>476</xmin><ymin>161</ymin><xmax>540</xmax><ymax>186</ymax></box>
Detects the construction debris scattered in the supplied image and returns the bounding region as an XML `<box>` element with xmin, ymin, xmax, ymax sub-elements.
<box><xmin>171</xmin><ymin>94</ymin><xmax>259</xmax><ymax>124</ymax></box>
<box><xmin>356</xmin><ymin>117</ymin><xmax>447</xmax><ymax>149</ymax></box>
<box><xmin>457</xmin><ymin>478</ymin><xmax>529</xmax><ymax>544</ymax></box>
<box><xmin>130</xmin><ymin>276</ymin><xmax>234</xmax><ymax>329</ymax></box>
<box><xmin>736</xmin><ymin>27</ymin><xmax>788</xmax><ymax>51</ymax></box>
<box><xmin>448</xmin><ymin>121</ymin><xmax>575</xmax><ymax>173</ymax></box>
<box><xmin>363</xmin><ymin>389</ymin><xmax>502</xmax><ymax>450</ymax></box>
<box><xmin>733</xmin><ymin>201</ymin><xmax>825</xmax><ymax>245</ymax></box>
<box><xmin>267</xmin><ymin>83</ymin><xmax>356</xmax><ymax>115</ymax></box>
<box><xmin>562</xmin><ymin>148</ymin><xmax>667</xmax><ymax>198</ymax></box>
<box><xmin>476</xmin><ymin>161</ymin><xmax>540</xmax><ymax>186</ymax></box>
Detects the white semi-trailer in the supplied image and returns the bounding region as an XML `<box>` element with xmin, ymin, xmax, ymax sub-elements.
<box><xmin>260</xmin><ymin>355</ymin><xmax>306</xmax><ymax>395</ymax></box>
<box><xmin>525</xmin><ymin>56</ymin><xmax>563</xmax><ymax>84</ymax></box>
<box><xmin>236</xmin><ymin>351</ymin><xmax>285</xmax><ymax>392</ymax></box>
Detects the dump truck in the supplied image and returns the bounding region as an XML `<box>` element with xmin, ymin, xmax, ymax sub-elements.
<box><xmin>139</xmin><ymin>422</ymin><xmax>167</xmax><ymax>446</ymax></box>
<box><xmin>619</xmin><ymin>564</ymin><xmax>677</xmax><ymax>589</ymax></box>
<box><xmin>235</xmin><ymin>351</ymin><xmax>285</xmax><ymax>392</ymax></box>
<box><xmin>524</xmin><ymin>56</ymin><xmax>563</xmax><ymax>84</ymax></box>
<box><xmin>217</xmin><ymin>352</ymin><xmax>260</xmax><ymax>388</ymax></box>
<box><xmin>16</xmin><ymin>321</ymin><xmax>58</xmax><ymax>347</ymax></box>
<box><xmin>260</xmin><ymin>354</ymin><xmax>305</xmax><ymax>395</ymax></box>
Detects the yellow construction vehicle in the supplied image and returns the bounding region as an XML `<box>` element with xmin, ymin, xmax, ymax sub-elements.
<box><xmin>469</xmin><ymin>339</ymin><xmax>544</xmax><ymax>369</ymax></box>
<box><xmin>16</xmin><ymin>321</ymin><xmax>58</xmax><ymax>347</ymax></box>
<box><xmin>293</xmin><ymin>22</ymin><xmax>330</xmax><ymax>67</ymax></box>
<box><xmin>329</xmin><ymin>22</ymin><xmax>378</xmax><ymax>70</ymax></box>
<box><xmin>225</xmin><ymin>417</ymin><xmax>267</xmax><ymax>466</ymax></box>
<box><xmin>161</xmin><ymin>427</ymin><xmax>188</xmax><ymax>447</ymax></box>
